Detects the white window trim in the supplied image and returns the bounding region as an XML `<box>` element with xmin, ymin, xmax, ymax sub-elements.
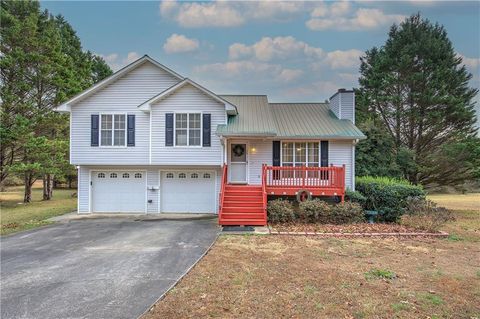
<box><xmin>280</xmin><ymin>141</ymin><xmax>321</xmax><ymax>167</ymax></box>
<box><xmin>99</xmin><ymin>112</ymin><xmax>127</xmax><ymax>148</ymax></box>
<box><xmin>173</xmin><ymin>112</ymin><xmax>203</xmax><ymax>148</ymax></box>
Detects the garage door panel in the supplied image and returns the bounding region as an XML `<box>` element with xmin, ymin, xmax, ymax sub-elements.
<box><xmin>161</xmin><ymin>171</ymin><xmax>215</xmax><ymax>213</ymax></box>
<box><xmin>92</xmin><ymin>171</ymin><xmax>146</xmax><ymax>213</ymax></box>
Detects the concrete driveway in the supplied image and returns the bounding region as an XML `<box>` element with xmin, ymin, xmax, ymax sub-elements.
<box><xmin>1</xmin><ymin>216</ymin><xmax>218</xmax><ymax>319</ymax></box>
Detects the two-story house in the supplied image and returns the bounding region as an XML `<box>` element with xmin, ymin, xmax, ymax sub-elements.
<box><xmin>56</xmin><ymin>55</ymin><xmax>365</xmax><ymax>226</ymax></box>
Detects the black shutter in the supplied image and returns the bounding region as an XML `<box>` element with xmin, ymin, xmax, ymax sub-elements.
<box><xmin>127</xmin><ymin>114</ymin><xmax>135</xmax><ymax>146</ymax></box>
<box><xmin>321</xmin><ymin>141</ymin><xmax>329</xmax><ymax>180</ymax></box>
<box><xmin>272</xmin><ymin>141</ymin><xmax>281</xmax><ymax>180</ymax></box>
<box><xmin>165</xmin><ymin>113</ymin><xmax>174</xmax><ymax>146</ymax></box>
<box><xmin>202</xmin><ymin>113</ymin><xmax>211</xmax><ymax>147</ymax></box>
<box><xmin>91</xmin><ymin>114</ymin><xmax>99</xmax><ymax>146</ymax></box>
<box><xmin>321</xmin><ymin>141</ymin><xmax>329</xmax><ymax>166</ymax></box>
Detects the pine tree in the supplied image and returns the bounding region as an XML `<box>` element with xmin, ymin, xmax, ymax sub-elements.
<box><xmin>357</xmin><ymin>13</ymin><xmax>479</xmax><ymax>186</ymax></box>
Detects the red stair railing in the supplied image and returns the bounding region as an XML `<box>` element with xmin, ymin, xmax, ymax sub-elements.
<box><xmin>219</xmin><ymin>164</ymin><xmax>227</xmax><ymax>219</ymax></box>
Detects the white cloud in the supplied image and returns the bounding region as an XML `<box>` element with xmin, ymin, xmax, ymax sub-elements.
<box><xmin>229</xmin><ymin>36</ymin><xmax>324</xmax><ymax>62</ymax></box>
<box><xmin>460</xmin><ymin>55</ymin><xmax>480</xmax><ymax>70</ymax></box>
<box><xmin>99</xmin><ymin>51</ymin><xmax>141</xmax><ymax>71</ymax></box>
<box><xmin>286</xmin><ymin>81</ymin><xmax>340</xmax><ymax>97</ymax></box>
<box><xmin>159</xmin><ymin>0</ymin><xmax>307</xmax><ymax>28</ymax></box>
<box><xmin>321</xmin><ymin>49</ymin><xmax>363</xmax><ymax>69</ymax></box>
<box><xmin>194</xmin><ymin>61</ymin><xmax>281</xmax><ymax>78</ymax></box>
<box><xmin>277</xmin><ymin>69</ymin><xmax>304</xmax><ymax>82</ymax></box>
<box><xmin>311</xmin><ymin>1</ymin><xmax>350</xmax><ymax>18</ymax></box>
<box><xmin>163</xmin><ymin>34</ymin><xmax>199</xmax><ymax>54</ymax></box>
<box><xmin>159</xmin><ymin>1</ymin><xmax>178</xmax><ymax>16</ymax></box>
<box><xmin>307</xmin><ymin>8</ymin><xmax>405</xmax><ymax>31</ymax></box>
<box><xmin>160</xmin><ymin>1</ymin><xmax>244</xmax><ymax>27</ymax></box>
<box><xmin>194</xmin><ymin>60</ymin><xmax>302</xmax><ymax>83</ymax></box>
<box><xmin>228</xmin><ymin>43</ymin><xmax>253</xmax><ymax>60</ymax></box>
<box><xmin>337</xmin><ymin>72</ymin><xmax>359</xmax><ymax>82</ymax></box>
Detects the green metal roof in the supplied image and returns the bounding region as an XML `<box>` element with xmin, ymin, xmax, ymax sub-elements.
<box><xmin>271</xmin><ymin>103</ymin><xmax>365</xmax><ymax>139</ymax></box>
<box><xmin>217</xmin><ymin>95</ymin><xmax>277</xmax><ymax>136</ymax></box>
<box><xmin>216</xmin><ymin>96</ymin><xmax>366</xmax><ymax>140</ymax></box>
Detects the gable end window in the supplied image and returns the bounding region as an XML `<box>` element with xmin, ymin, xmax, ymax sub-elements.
<box><xmin>175</xmin><ymin>113</ymin><xmax>201</xmax><ymax>146</ymax></box>
<box><xmin>100</xmin><ymin>114</ymin><xmax>126</xmax><ymax>146</ymax></box>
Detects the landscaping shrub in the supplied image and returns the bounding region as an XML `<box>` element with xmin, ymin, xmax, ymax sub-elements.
<box><xmin>267</xmin><ymin>199</ymin><xmax>295</xmax><ymax>223</ymax></box>
<box><xmin>399</xmin><ymin>197</ymin><xmax>454</xmax><ymax>232</ymax></box>
<box><xmin>297</xmin><ymin>200</ymin><xmax>364</xmax><ymax>224</ymax></box>
<box><xmin>298</xmin><ymin>199</ymin><xmax>332</xmax><ymax>223</ymax></box>
<box><xmin>330</xmin><ymin>202</ymin><xmax>365</xmax><ymax>224</ymax></box>
<box><xmin>356</xmin><ymin>176</ymin><xmax>425</xmax><ymax>222</ymax></box>
<box><xmin>345</xmin><ymin>189</ymin><xmax>367</xmax><ymax>207</ymax></box>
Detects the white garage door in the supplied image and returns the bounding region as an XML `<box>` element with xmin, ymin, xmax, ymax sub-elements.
<box><xmin>161</xmin><ymin>171</ymin><xmax>216</xmax><ymax>213</ymax></box>
<box><xmin>92</xmin><ymin>171</ymin><xmax>146</xmax><ymax>213</ymax></box>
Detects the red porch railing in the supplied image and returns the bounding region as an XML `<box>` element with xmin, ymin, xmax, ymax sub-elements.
<box><xmin>261</xmin><ymin>164</ymin><xmax>267</xmax><ymax>221</ymax></box>
<box><xmin>262</xmin><ymin>165</ymin><xmax>346</xmax><ymax>200</ymax></box>
<box><xmin>219</xmin><ymin>164</ymin><xmax>227</xmax><ymax>215</ymax></box>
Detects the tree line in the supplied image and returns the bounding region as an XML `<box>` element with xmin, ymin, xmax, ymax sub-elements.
<box><xmin>1</xmin><ymin>0</ymin><xmax>112</xmax><ymax>202</ymax></box>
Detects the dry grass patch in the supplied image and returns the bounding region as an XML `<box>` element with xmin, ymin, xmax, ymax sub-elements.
<box><xmin>0</xmin><ymin>185</ymin><xmax>76</xmax><ymax>235</ymax></box>
<box><xmin>428</xmin><ymin>193</ymin><xmax>480</xmax><ymax>211</ymax></box>
<box><xmin>145</xmin><ymin>209</ymin><xmax>480</xmax><ymax>319</ymax></box>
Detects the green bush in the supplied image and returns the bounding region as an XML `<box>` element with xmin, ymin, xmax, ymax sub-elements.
<box><xmin>267</xmin><ymin>199</ymin><xmax>295</xmax><ymax>223</ymax></box>
<box><xmin>345</xmin><ymin>189</ymin><xmax>367</xmax><ymax>207</ymax></box>
<box><xmin>356</xmin><ymin>176</ymin><xmax>425</xmax><ymax>222</ymax></box>
<box><xmin>399</xmin><ymin>197</ymin><xmax>454</xmax><ymax>232</ymax></box>
<box><xmin>298</xmin><ymin>199</ymin><xmax>332</xmax><ymax>223</ymax></box>
<box><xmin>297</xmin><ymin>200</ymin><xmax>364</xmax><ymax>224</ymax></box>
<box><xmin>331</xmin><ymin>202</ymin><xmax>365</xmax><ymax>224</ymax></box>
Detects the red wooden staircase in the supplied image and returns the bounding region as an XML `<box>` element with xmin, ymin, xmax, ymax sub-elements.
<box><xmin>218</xmin><ymin>165</ymin><xmax>267</xmax><ymax>226</ymax></box>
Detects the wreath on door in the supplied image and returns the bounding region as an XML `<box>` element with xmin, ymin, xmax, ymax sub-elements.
<box><xmin>232</xmin><ymin>144</ymin><xmax>245</xmax><ymax>157</ymax></box>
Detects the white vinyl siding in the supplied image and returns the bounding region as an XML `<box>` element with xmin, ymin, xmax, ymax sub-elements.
<box><xmin>70</xmin><ymin>61</ymin><xmax>180</xmax><ymax>165</ymax></box>
<box><xmin>245</xmin><ymin>140</ymin><xmax>272</xmax><ymax>185</ymax></box>
<box><xmin>340</xmin><ymin>93</ymin><xmax>354</xmax><ymax>123</ymax></box>
<box><xmin>329</xmin><ymin>91</ymin><xmax>354</xmax><ymax>123</ymax></box>
<box><xmin>329</xmin><ymin>140</ymin><xmax>354</xmax><ymax>190</ymax></box>
<box><xmin>151</xmin><ymin>84</ymin><xmax>226</xmax><ymax>165</ymax></box>
<box><xmin>147</xmin><ymin>168</ymin><xmax>159</xmax><ymax>213</ymax></box>
<box><xmin>78</xmin><ymin>166</ymin><xmax>90</xmax><ymax>213</ymax></box>
<box><xmin>329</xmin><ymin>95</ymin><xmax>340</xmax><ymax>119</ymax></box>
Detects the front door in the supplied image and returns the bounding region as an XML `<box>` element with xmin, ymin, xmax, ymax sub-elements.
<box><xmin>230</xmin><ymin>143</ymin><xmax>247</xmax><ymax>183</ymax></box>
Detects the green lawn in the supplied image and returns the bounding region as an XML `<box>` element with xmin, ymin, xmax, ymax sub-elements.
<box><xmin>0</xmin><ymin>184</ymin><xmax>77</xmax><ymax>235</ymax></box>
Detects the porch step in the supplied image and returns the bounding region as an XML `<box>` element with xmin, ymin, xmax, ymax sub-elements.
<box><xmin>222</xmin><ymin>207</ymin><xmax>264</xmax><ymax>214</ymax></box>
<box><xmin>220</xmin><ymin>183</ymin><xmax>266</xmax><ymax>226</ymax></box>
<box><xmin>220</xmin><ymin>212</ymin><xmax>265</xmax><ymax>219</ymax></box>
<box><xmin>223</xmin><ymin>191</ymin><xmax>263</xmax><ymax>197</ymax></box>
<box><xmin>223</xmin><ymin>201</ymin><xmax>263</xmax><ymax>207</ymax></box>
<box><xmin>225</xmin><ymin>185</ymin><xmax>262</xmax><ymax>190</ymax></box>
<box><xmin>218</xmin><ymin>219</ymin><xmax>267</xmax><ymax>226</ymax></box>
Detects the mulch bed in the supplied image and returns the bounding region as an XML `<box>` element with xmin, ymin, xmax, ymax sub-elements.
<box><xmin>269</xmin><ymin>222</ymin><xmax>448</xmax><ymax>238</ymax></box>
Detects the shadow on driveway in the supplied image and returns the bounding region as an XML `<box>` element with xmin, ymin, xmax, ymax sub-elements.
<box><xmin>1</xmin><ymin>217</ymin><xmax>219</xmax><ymax>319</ymax></box>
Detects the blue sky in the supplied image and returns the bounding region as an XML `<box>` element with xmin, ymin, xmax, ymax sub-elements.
<box><xmin>42</xmin><ymin>0</ymin><xmax>479</xmax><ymax>119</ymax></box>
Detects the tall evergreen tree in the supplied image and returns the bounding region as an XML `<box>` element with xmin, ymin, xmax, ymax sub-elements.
<box><xmin>357</xmin><ymin>14</ymin><xmax>479</xmax><ymax>186</ymax></box>
<box><xmin>0</xmin><ymin>0</ymin><xmax>112</xmax><ymax>201</ymax></box>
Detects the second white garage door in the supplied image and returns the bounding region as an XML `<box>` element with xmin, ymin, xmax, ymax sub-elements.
<box><xmin>161</xmin><ymin>171</ymin><xmax>216</xmax><ymax>213</ymax></box>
